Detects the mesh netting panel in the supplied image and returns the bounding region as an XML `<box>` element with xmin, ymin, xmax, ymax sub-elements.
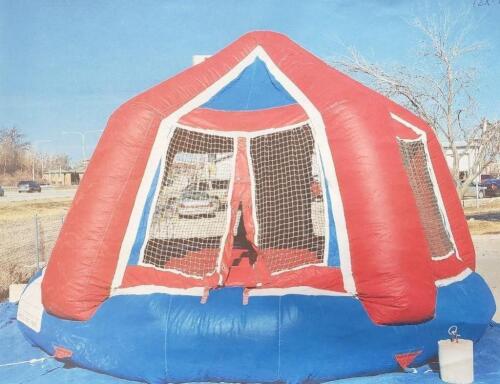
<box><xmin>143</xmin><ymin>128</ymin><xmax>234</xmax><ymax>277</ymax></box>
<box><xmin>398</xmin><ymin>139</ymin><xmax>453</xmax><ymax>258</ymax></box>
<box><xmin>250</xmin><ymin>125</ymin><xmax>326</xmax><ymax>273</ymax></box>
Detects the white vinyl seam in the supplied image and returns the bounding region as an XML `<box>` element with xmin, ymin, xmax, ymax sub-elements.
<box><xmin>314</xmin><ymin>142</ymin><xmax>330</xmax><ymax>266</ymax></box>
<box><xmin>113</xmin><ymin>46</ymin><xmax>355</xmax><ymax>294</ymax></box>
<box><xmin>176</xmin><ymin>121</ymin><xmax>310</xmax><ymax>138</ymax></box>
<box><xmin>391</xmin><ymin>113</ymin><xmax>459</xmax><ymax>261</ymax></box>
<box><xmin>270</xmin><ymin>262</ymin><xmax>325</xmax><ymax>276</ymax></box>
<box><xmin>435</xmin><ymin>268</ymin><xmax>472</xmax><ymax>287</ymax></box>
<box><xmin>248</xmin><ymin>286</ymin><xmax>353</xmax><ymax>297</ymax></box>
<box><xmin>133</xmin><ymin>262</ymin><xmax>205</xmax><ymax>280</ymax></box>
<box><xmin>111</xmin><ymin>285</ymin><xmax>206</xmax><ymax>297</ymax></box>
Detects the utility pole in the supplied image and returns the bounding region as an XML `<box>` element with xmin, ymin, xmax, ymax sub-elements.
<box><xmin>32</xmin><ymin>140</ymin><xmax>51</xmax><ymax>181</ymax></box>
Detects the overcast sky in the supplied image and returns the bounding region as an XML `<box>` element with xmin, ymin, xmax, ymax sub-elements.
<box><xmin>1</xmin><ymin>0</ymin><xmax>499</xmax><ymax>164</ymax></box>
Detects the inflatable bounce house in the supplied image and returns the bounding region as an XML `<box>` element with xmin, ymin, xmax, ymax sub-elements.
<box><xmin>17</xmin><ymin>31</ymin><xmax>495</xmax><ymax>383</ymax></box>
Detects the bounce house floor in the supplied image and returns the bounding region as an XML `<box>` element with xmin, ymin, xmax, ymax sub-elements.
<box><xmin>1</xmin><ymin>303</ymin><xmax>500</xmax><ymax>384</ymax></box>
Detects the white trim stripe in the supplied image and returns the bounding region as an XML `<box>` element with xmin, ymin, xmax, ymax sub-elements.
<box><xmin>435</xmin><ymin>268</ymin><xmax>472</xmax><ymax>287</ymax></box>
<box><xmin>176</xmin><ymin>121</ymin><xmax>311</xmax><ymax>138</ymax></box>
<box><xmin>111</xmin><ymin>286</ymin><xmax>205</xmax><ymax>297</ymax></box>
<box><xmin>248</xmin><ymin>286</ymin><xmax>353</xmax><ymax>297</ymax></box>
<box><xmin>270</xmin><ymin>262</ymin><xmax>324</xmax><ymax>276</ymax></box>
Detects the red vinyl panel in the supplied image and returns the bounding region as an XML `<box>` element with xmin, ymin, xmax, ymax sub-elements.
<box><xmin>42</xmin><ymin>104</ymin><xmax>163</xmax><ymax>320</ymax></box>
<box><xmin>179</xmin><ymin>105</ymin><xmax>307</xmax><ymax>131</ymax></box>
<box><xmin>122</xmin><ymin>266</ymin><xmax>219</xmax><ymax>289</ymax></box>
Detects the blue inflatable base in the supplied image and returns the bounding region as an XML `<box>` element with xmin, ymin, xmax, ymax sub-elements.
<box><xmin>2</xmin><ymin>304</ymin><xmax>500</xmax><ymax>384</ymax></box>
<box><xmin>15</xmin><ymin>272</ymin><xmax>496</xmax><ymax>384</ymax></box>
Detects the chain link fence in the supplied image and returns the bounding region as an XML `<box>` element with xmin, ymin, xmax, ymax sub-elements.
<box><xmin>0</xmin><ymin>214</ymin><xmax>64</xmax><ymax>299</ymax></box>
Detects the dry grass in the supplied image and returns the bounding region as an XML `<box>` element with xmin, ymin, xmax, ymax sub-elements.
<box><xmin>463</xmin><ymin>197</ymin><xmax>500</xmax><ymax>214</ymax></box>
<box><xmin>464</xmin><ymin>198</ymin><xmax>500</xmax><ymax>235</ymax></box>
<box><xmin>0</xmin><ymin>198</ymin><xmax>71</xmax><ymax>221</ymax></box>
<box><xmin>467</xmin><ymin>220</ymin><xmax>500</xmax><ymax>235</ymax></box>
<box><xmin>0</xmin><ymin>198</ymin><xmax>69</xmax><ymax>298</ymax></box>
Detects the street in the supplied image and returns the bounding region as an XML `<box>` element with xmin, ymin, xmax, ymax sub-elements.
<box><xmin>0</xmin><ymin>186</ymin><xmax>76</xmax><ymax>202</ymax></box>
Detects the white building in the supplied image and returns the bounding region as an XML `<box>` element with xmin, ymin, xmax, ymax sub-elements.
<box><xmin>442</xmin><ymin>141</ymin><xmax>499</xmax><ymax>181</ymax></box>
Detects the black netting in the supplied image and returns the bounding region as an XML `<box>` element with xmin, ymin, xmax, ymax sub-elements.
<box><xmin>249</xmin><ymin>125</ymin><xmax>326</xmax><ymax>273</ymax></box>
<box><xmin>398</xmin><ymin>139</ymin><xmax>453</xmax><ymax>258</ymax></box>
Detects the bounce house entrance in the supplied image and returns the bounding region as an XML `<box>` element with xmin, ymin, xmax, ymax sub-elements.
<box><xmin>143</xmin><ymin>128</ymin><xmax>234</xmax><ymax>277</ymax></box>
<box><xmin>142</xmin><ymin>124</ymin><xmax>327</xmax><ymax>285</ymax></box>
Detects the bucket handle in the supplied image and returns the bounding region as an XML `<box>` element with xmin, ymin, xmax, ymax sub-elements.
<box><xmin>448</xmin><ymin>325</ymin><xmax>461</xmax><ymax>343</ymax></box>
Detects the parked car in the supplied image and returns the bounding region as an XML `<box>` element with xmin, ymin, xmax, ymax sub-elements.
<box><xmin>462</xmin><ymin>182</ymin><xmax>486</xmax><ymax>199</ymax></box>
<box><xmin>17</xmin><ymin>180</ymin><xmax>42</xmax><ymax>193</ymax></box>
<box><xmin>0</xmin><ymin>186</ymin><xmax>4</xmax><ymax>197</ymax></box>
<box><xmin>177</xmin><ymin>191</ymin><xmax>217</xmax><ymax>218</ymax></box>
<box><xmin>483</xmin><ymin>179</ymin><xmax>500</xmax><ymax>197</ymax></box>
<box><xmin>185</xmin><ymin>179</ymin><xmax>229</xmax><ymax>208</ymax></box>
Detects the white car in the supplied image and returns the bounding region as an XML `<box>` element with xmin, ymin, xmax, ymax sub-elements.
<box><xmin>177</xmin><ymin>192</ymin><xmax>217</xmax><ymax>218</ymax></box>
<box><xmin>462</xmin><ymin>182</ymin><xmax>486</xmax><ymax>199</ymax></box>
<box><xmin>185</xmin><ymin>179</ymin><xmax>229</xmax><ymax>208</ymax></box>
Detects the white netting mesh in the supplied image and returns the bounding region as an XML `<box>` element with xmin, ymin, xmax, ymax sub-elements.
<box><xmin>398</xmin><ymin>139</ymin><xmax>453</xmax><ymax>258</ymax></box>
<box><xmin>250</xmin><ymin>125</ymin><xmax>326</xmax><ymax>273</ymax></box>
<box><xmin>143</xmin><ymin>128</ymin><xmax>234</xmax><ymax>277</ymax></box>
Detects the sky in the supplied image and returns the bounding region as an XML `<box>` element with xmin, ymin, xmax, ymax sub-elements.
<box><xmin>1</xmin><ymin>0</ymin><xmax>499</xmax><ymax>165</ymax></box>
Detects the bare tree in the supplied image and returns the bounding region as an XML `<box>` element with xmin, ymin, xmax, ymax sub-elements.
<box><xmin>333</xmin><ymin>8</ymin><xmax>499</xmax><ymax>198</ymax></box>
<box><xmin>0</xmin><ymin>126</ymin><xmax>30</xmax><ymax>176</ymax></box>
<box><xmin>0</xmin><ymin>126</ymin><xmax>73</xmax><ymax>184</ymax></box>
<box><xmin>45</xmin><ymin>153</ymin><xmax>70</xmax><ymax>171</ymax></box>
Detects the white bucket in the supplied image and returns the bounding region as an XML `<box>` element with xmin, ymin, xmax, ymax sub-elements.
<box><xmin>438</xmin><ymin>338</ymin><xmax>474</xmax><ymax>384</ymax></box>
